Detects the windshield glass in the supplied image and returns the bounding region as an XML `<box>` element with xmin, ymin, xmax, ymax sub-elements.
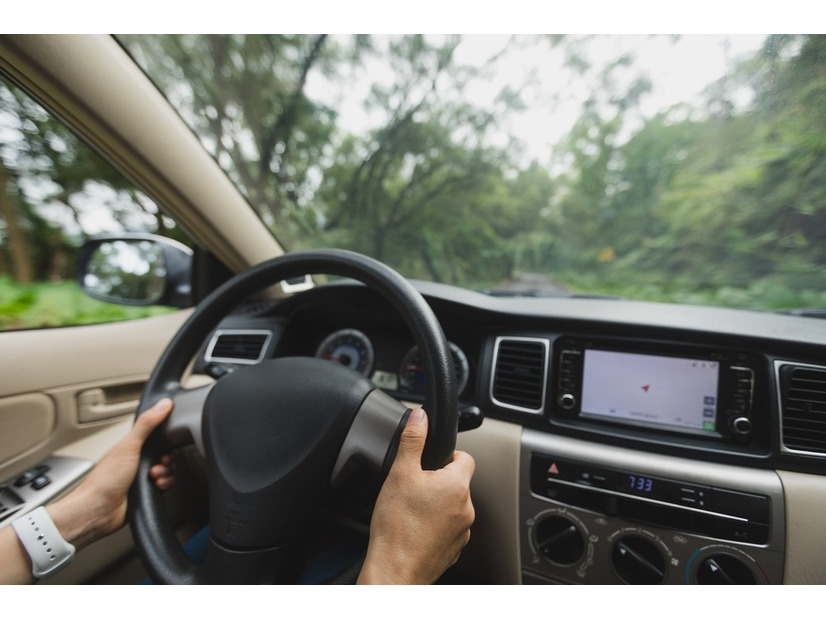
<box><xmin>117</xmin><ymin>34</ymin><xmax>826</xmax><ymax>312</ymax></box>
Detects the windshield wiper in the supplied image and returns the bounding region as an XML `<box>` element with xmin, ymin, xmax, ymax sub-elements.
<box><xmin>480</xmin><ymin>288</ymin><xmax>624</xmax><ymax>300</ymax></box>
<box><xmin>777</xmin><ymin>308</ymin><xmax>826</xmax><ymax>319</ymax></box>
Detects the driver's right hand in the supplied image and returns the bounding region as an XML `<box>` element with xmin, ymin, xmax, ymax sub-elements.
<box><xmin>357</xmin><ymin>407</ymin><xmax>476</xmax><ymax>585</ymax></box>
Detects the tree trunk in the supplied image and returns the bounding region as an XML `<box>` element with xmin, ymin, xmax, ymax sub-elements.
<box><xmin>420</xmin><ymin>245</ymin><xmax>444</xmax><ymax>283</ymax></box>
<box><xmin>0</xmin><ymin>162</ymin><xmax>35</xmax><ymax>284</ymax></box>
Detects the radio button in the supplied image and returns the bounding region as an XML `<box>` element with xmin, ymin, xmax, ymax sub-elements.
<box><xmin>677</xmin><ymin>485</ymin><xmax>709</xmax><ymax>508</ymax></box>
<box><xmin>729</xmin><ymin>416</ymin><xmax>753</xmax><ymax>435</ymax></box>
<box><xmin>558</xmin><ymin>393</ymin><xmax>577</xmax><ymax>410</ymax></box>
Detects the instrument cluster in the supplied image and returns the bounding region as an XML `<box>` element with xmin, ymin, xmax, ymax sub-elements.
<box><xmin>314</xmin><ymin>327</ymin><xmax>471</xmax><ymax>398</ymax></box>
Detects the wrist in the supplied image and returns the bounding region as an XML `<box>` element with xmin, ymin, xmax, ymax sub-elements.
<box><xmin>47</xmin><ymin>488</ymin><xmax>113</xmax><ymax>551</ymax></box>
<box><xmin>358</xmin><ymin>544</ymin><xmax>419</xmax><ymax>585</ymax></box>
<box><xmin>11</xmin><ymin>506</ymin><xmax>76</xmax><ymax>580</ymax></box>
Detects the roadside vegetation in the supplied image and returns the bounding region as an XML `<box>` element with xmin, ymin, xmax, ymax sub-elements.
<box><xmin>0</xmin><ymin>275</ymin><xmax>172</xmax><ymax>330</ymax></box>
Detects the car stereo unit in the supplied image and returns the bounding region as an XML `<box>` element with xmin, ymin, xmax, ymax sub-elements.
<box><xmin>552</xmin><ymin>338</ymin><xmax>758</xmax><ymax>442</ymax></box>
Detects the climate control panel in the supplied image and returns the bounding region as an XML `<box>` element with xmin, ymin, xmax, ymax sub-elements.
<box><xmin>520</xmin><ymin>430</ymin><xmax>785</xmax><ymax>584</ymax></box>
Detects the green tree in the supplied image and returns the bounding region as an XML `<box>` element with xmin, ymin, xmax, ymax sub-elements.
<box><xmin>0</xmin><ymin>77</ymin><xmax>179</xmax><ymax>285</ymax></box>
<box><xmin>317</xmin><ymin>35</ymin><xmax>523</xmax><ymax>284</ymax></box>
<box><xmin>119</xmin><ymin>34</ymin><xmax>366</xmax><ymax>245</ymax></box>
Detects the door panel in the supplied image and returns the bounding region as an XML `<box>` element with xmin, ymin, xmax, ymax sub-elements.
<box><xmin>0</xmin><ymin>310</ymin><xmax>189</xmax><ymax>480</ymax></box>
<box><xmin>0</xmin><ymin>310</ymin><xmax>189</xmax><ymax>583</ymax></box>
<box><xmin>0</xmin><ymin>394</ymin><xmax>55</xmax><ymax>463</ymax></box>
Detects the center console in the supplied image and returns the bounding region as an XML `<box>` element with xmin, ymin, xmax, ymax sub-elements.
<box><xmin>519</xmin><ymin>429</ymin><xmax>785</xmax><ymax>584</ymax></box>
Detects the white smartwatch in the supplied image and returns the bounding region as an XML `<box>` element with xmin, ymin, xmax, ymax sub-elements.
<box><xmin>12</xmin><ymin>506</ymin><xmax>75</xmax><ymax>579</ymax></box>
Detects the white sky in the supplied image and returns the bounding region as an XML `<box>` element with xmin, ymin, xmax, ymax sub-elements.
<box><xmin>307</xmin><ymin>34</ymin><xmax>767</xmax><ymax>166</ymax></box>
<box><xmin>3</xmin><ymin>0</ymin><xmax>804</xmax><ymax>34</ymax></box>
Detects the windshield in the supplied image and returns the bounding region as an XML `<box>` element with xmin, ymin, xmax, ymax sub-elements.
<box><xmin>117</xmin><ymin>34</ymin><xmax>826</xmax><ymax>312</ymax></box>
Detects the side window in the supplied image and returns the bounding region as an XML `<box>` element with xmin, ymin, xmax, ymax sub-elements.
<box><xmin>0</xmin><ymin>74</ymin><xmax>189</xmax><ymax>331</ymax></box>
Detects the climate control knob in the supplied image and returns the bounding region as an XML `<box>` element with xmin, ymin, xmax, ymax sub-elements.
<box><xmin>612</xmin><ymin>535</ymin><xmax>666</xmax><ymax>584</ymax></box>
<box><xmin>696</xmin><ymin>554</ymin><xmax>757</xmax><ymax>584</ymax></box>
<box><xmin>535</xmin><ymin>516</ymin><xmax>584</xmax><ymax>565</ymax></box>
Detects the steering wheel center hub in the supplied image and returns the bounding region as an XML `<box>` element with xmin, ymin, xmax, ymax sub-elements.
<box><xmin>203</xmin><ymin>357</ymin><xmax>374</xmax><ymax>548</ymax></box>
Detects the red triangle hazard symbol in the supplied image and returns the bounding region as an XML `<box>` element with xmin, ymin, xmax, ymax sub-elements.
<box><xmin>548</xmin><ymin>462</ymin><xmax>560</xmax><ymax>475</ymax></box>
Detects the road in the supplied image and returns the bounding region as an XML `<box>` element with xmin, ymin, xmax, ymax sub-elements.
<box><xmin>488</xmin><ymin>272</ymin><xmax>570</xmax><ymax>295</ymax></box>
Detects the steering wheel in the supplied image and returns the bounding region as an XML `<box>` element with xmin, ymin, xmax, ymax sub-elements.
<box><xmin>127</xmin><ymin>249</ymin><xmax>457</xmax><ymax>584</ymax></box>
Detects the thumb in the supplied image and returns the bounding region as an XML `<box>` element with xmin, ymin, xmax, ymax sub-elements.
<box><xmin>129</xmin><ymin>398</ymin><xmax>173</xmax><ymax>445</ymax></box>
<box><xmin>394</xmin><ymin>407</ymin><xmax>428</xmax><ymax>468</ymax></box>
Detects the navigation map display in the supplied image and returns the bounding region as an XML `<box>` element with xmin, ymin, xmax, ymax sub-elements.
<box><xmin>580</xmin><ymin>349</ymin><xmax>720</xmax><ymax>434</ymax></box>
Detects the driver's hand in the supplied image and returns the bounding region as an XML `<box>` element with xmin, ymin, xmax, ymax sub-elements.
<box><xmin>149</xmin><ymin>453</ymin><xmax>175</xmax><ymax>491</ymax></box>
<box><xmin>357</xmin><ymin>408</ymin><xmax>475</xmax><ymax>584</ymax></box>
<box><xmin>47</xmin><ymin>398</ymin><xmax>173</xmax><ymax>551</ymax></box>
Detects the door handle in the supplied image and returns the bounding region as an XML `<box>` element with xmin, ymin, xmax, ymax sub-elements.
<box><xmin>77</xmin><ymin>386</ymin><xmax>141</xmax><ymax>423</ymax></box>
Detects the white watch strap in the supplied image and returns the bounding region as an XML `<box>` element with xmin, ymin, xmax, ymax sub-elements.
<box><xmin>12</xmin><ymin>506</ymin><xmax>75</xmax><ymax>579</ymax></box>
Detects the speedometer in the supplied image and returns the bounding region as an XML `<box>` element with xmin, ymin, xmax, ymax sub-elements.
<box><xmin>398</xmin><ymin>342</ymin><xmax>470</xmax><ymax>396</ymax></box>
<box><xmin>315</xmin><ymin>328</ymin><xmax>375</xmax><ymax>376</ymax></box>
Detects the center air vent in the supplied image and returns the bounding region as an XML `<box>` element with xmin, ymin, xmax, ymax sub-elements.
<box><xmin>778</xmin><ymin>363</ymin><xmax>826</xmax><ymax>454</ymax></box>
<box><xmin>490</xmin><ymin>337</ymin><xmax>549</xmax><ymax>414</ymax></box>
<box><xmin>205</xmin><ymin>329</ymin><xmax>272</xmax><ymax>365</ymax></box>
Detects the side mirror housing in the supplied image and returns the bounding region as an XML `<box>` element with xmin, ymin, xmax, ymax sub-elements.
<box><xmin>77</xmin><ymin>235</ymin><xmax>193</xmax><ymax>308</ymax></box>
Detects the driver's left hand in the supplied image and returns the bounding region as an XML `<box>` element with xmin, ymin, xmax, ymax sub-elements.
<box><xmin>46</xmin><ymin>398</ymin><xmax>173</xmax><ymax>550</ymax></box>
<box><xmin>1</xmin><ymin>398</ymin><xmax>173</xmax><ymax>584</ymax></box>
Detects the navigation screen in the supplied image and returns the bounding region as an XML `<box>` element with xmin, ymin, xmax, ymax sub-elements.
<box><xmin>580</xmin><ymin>350</ymin><xmax>719</xmax><ymax>434</ymax></box>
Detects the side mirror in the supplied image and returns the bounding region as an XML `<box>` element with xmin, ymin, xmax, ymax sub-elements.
<box><xmin>77</xmin><ymin>235</ymin><xmax>193</xmax><ymax>308</ymax></box>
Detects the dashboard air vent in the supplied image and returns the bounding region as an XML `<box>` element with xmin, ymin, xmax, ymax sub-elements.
<box><xmin>490</xmin><ymin>337</ymin><xmax>549</xmax><ymax>414</ymax></box>
<box><xmin>206</xmin><ymin>329</ymin><xmax>272</xmax><ymax>365</ymax></box>
<box><xmin>778</xmin><ymin>363</ymin><xmax>826</xmax><ymax>454</ymax></box>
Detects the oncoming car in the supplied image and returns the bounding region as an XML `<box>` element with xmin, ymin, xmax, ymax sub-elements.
<box><xmin>1</xmin><ymin>34</ymin><xmax>825</xmax><ymax>587</ymax></box>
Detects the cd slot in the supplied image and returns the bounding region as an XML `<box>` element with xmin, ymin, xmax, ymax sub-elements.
<box><xmin>539</xmin><ymin>480</ymin><xmax>768</xmax><ymax>544</ymax></box>
<box><xmin>531</xmin><ymin>454</ymin><xmax>770</xmax><ymax>544</ymax></box>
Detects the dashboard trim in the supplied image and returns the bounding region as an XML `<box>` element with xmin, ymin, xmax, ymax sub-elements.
<box><xmin>774</xmin><ymin>359</ymin><xmax>826</xmax><ymax>458</ymax></box>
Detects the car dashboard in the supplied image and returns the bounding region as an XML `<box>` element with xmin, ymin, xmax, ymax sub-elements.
<box><xmin>192</xmin><ymin>279</ymin><xmax>826</xmax><ymax>584</ymax></box>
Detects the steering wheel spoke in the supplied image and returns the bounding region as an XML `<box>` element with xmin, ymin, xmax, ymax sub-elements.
<box><xmin>163</xmin><ymin>382</ymin><xmax>214</xmax><ymax>455</ymax></box>
<box><xmin>331</xmin><ymin>389</ymin><xmax>410</xmax><ymax>484</ymax></box>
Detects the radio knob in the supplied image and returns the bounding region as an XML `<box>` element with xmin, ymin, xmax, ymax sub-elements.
<box><xmin>611</xmin><ymin>535</ymin><xmax>666</xmax><ymax>585</ymax></box>
<box><xmin>558</xmin><ymin>393</ymin><xmax>577</xmax><ymax>410</ymax></box>
<box><xmin>535</xmin><ymin>516</ymin><xmax>584</xmax><ymax>565</ymax></box>
<box><xmin>729</xmin><ymin>416</ymin><xmax>753</xmax><ymax>435</ymax></box>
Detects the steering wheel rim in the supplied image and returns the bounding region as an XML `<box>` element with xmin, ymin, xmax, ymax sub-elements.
<box><xmin>128</xmin><ymin>248</ymin><xmax>457</xmax><ymax>584</ymax></box>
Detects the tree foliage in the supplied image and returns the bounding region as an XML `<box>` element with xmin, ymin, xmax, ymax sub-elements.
<box><xmin>3</xmin><ymin>34</ymin><xmax>826</xmax><ymax>321</ymax></box>
<box><xmin>0</xmin><ymin>78</ymin><xmax>181</xmax><ymax>286</ymax></box>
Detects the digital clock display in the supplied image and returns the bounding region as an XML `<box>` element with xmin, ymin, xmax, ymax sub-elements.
<box><xmin>628</xmin><ymin>474</ymin><xmax>654</xmax><ymax>494</ymax></box>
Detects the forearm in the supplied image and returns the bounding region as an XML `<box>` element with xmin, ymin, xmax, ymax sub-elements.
<box><xmin>0</xmin><ymin>491</ymin><xmax>111</xmax><ymax>585</ymax></box>
<box><xmin>357</xmin><ymin>542</ymin><xmax>418</xmax><ymax>585</ymax></box>
<box><xmin>0</xmin><ymin>522</ymin><xmax>36</xmax><ymax>584</ymax></box>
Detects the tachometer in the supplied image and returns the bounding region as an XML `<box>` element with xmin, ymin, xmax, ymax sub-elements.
<box><xmin>399</xmin><ymin>342</ymin><xmax>469</xmax><ymax>396</ymax></box>
<box><xmin>315</xmin><ymin>328</ymin><xmax>375</xmax><ymax>376</ymax></box>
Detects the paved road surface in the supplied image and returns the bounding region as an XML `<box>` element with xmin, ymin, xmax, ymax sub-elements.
<box><xmin>487</xmin><ymin>272</ymin><xmax>569</xmax><ymax>295</ymax></box>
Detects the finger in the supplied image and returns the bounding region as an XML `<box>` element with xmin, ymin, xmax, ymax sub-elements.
<box><xmin>153</xmin><ymin>475</ymin><xmax>174</xmax><ymax>491</ymax></box>
<box><xmin>445</xmin><ymin>450</ymin><xmax>476</xmax><ymax>478</ymax></box>
<box><xmin>149</xmin><ymin>463</ymin><xmax>171</xmax><ymax>479</ymax></box>
<box><xmin>130</xmin><ymin>398</ymin><xmax>174</xmax><ymax>444</ymax></box>
<box><xmin>393</xmin><ymin>407</ymin><xmax>428</xmax><ymax>468</ymax></box>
